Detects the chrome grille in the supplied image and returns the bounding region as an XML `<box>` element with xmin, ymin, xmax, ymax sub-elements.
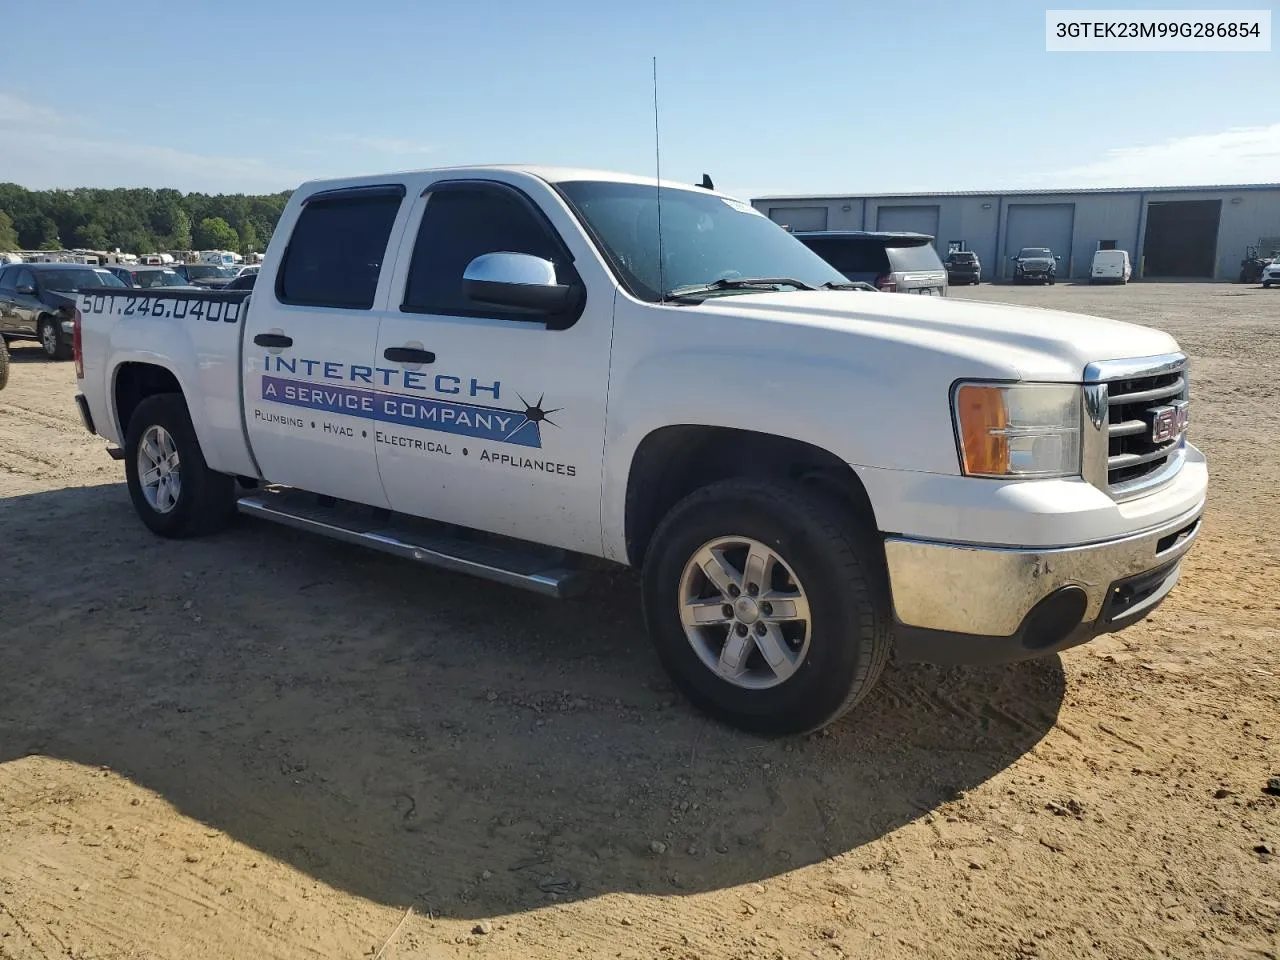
<box><xmin>1083</xmin><ymin>353</ymin><xmax>1189</xmax><ymax>500</ymax></box>
<box><xmin>1105</xmin><ymin>366</ymin><xmax>1187</xmax><ymax>487</ymax></box>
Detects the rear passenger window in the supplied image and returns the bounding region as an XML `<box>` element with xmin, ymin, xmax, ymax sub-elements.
<box><xmin>401</xmin><ymin>184</ymin><xmax>576</xmax><ymax>318</ymax></box>
<box><xmin>277</xmin><ymin>188</ymin><xmax>404</xmax><ymax>309</ymax></box>
<box><xmin>802</xmin><ymin>238</ymin><xmax>889</xmax><ymax>276</ymax></box>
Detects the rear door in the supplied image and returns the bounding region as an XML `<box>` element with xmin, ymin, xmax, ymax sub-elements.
<box><xmin>241</xmin><ymin>183</ymin><xmax>410</xmax><ymax>507</ymax></box>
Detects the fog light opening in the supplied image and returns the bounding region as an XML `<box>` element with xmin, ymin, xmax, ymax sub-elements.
<box><xmin>1021</xmin><ymin>587</ymin><xmax>1088</xmax><ymax>651</ymax></box>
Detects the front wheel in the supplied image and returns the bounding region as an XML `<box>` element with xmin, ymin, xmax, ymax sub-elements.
<box><xmin>37</xmin><ymin>315</ymin><xmax>71</xmax><ymax>361</ymax></box>
<box><xmin>124</xmin><ymin>393</ymin><xmax>236</xmax><ymax>538</ymax></box>
<box><xmin>642</xmin><ymin>479</ymin><xmax>892</xmax><ymax>735</ymax></box>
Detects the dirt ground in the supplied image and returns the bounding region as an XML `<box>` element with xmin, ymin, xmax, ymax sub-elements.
<box><xmin>0</xmin><ymin>281</ymin><xmax>1277</xmax><ymax>960</ymax></box>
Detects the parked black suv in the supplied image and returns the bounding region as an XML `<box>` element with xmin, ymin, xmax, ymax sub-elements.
<box><xmin>1011</xmin><ymin>247</ymin><xmax>1060</xmax><ymax>284</ymax></box>
<box><xmin>944</xmin><ymin>250</ymin><xmax>981</xmax><ymax>285</ymax></box>
<box><xmin>0</xmin><ymin>263</ymin><xmax>127</xmax><ymax>359</ymax></box>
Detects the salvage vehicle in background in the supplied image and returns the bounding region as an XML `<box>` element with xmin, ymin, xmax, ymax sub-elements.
<box><xmin>74</xmin><ymin>165</ymin><xmax>1206</xmax><ymax>735</ymax></box>
<box><xmin>0</xmin><ymin>262</ymin><xmax>126</xmax><ymax>360</ymax></box>
<box><xmin>105</xmin><ymin>265</ymin><xmax>197</xmax><ymax>289</ymax></box>
<box><xmin>1011</xmin><ymin>247</ymin><xmax>1060</xmax><ymax>284</ymax></box>
<box><xmin>944</xmin><ymin>250</ymin><xmax>981</xmax><ymax>285</ymax></box>
<box><xmin>170</xmin><ymin>263</ymin><xmax>237</xmax><ymax>288</ymax></box>
<box><xmin>794</xmin><ymin>230</ymin><xmax>948</xmax><ymax>295</ymax></box>
<box><xmin>1238</xmin><ymin>244</ymin><xmax>1278</xmax><ymax>284</ymax></box>
<box><xmin>1262</xmin><ymin>257</ymin><xmax>1280</xmax><ymax>288</ymax></box>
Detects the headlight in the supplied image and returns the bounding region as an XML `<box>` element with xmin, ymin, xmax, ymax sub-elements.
<box><xmin>952</xmin><ymin>382</ymin><xmax>1082</xmax><ymax>478</ymax></box>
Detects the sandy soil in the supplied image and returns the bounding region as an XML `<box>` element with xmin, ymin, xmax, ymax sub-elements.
<box><xmin>0</xmin><ymin>282</ymin><xmax>1277</xmax><ymax>960</ymax></box>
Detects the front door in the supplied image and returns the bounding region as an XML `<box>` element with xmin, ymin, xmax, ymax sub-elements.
<box><xmin>0</xmin><ymin>267</ymin><xmax>15</xmax><ymax>334</ymax></box>
<box><xmin>11</xmin><ymin>268</ymin><xmax>40</xmax><ymax>335</ymax></box>
<box><xmin>373</xmin><ymin>177</ymin><xmax>614</xmax><ymax>555</ymax></box>
<box><xmin>241</xmin><ymin>184</ymin><xmax>409</xmax><ymax>508</ymax></box>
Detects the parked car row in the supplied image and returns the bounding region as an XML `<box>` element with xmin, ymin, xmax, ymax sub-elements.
<box><xmin>786</xmin><ymin>232</ymin><xmax>1139</xmax><ymax>293</ymax></box>
<box><xmin>0</xmin><ymin>262</ymin><xmax>126</xmax><ymax>359</ymax></box>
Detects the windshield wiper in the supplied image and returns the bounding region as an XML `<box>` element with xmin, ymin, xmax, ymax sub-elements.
<box><xmin>821</xmin><ymin>281</ymin><xmax>877</xmax><ymax>291</ymax></box>
<box><xmin>666</xmin><ymin>277</ymin><xmax>816</xmax><ymax>300</ymax></box>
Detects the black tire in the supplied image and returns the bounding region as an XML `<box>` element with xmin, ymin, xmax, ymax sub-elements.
<box><xmin>641</xmin><ymin>478</ymin><xmax>892</xmax><ymax>735</ymax></box>
<box><xmin>0</xmin><ymin>338</ymin><xmax>9</xmax><ymax>391</ymax></box>
<box><xmin>37</xmin><ymin>315</ymin><xmax>72</xmax><ymax>361</ymax></box>
<box><xmin>124</xmin><ymin>393</ymin><xmax>235</xmax><ymax>538</ymax></box>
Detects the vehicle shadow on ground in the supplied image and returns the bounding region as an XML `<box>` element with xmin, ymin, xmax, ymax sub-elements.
<box><xmin>2</xmin><ymin>342</ymin><xmax>58</xmax><ymax>363</ymax></box>
<box><xmin>0</xmin><ymin>484</ymin><xmax>1065</xmax><ymax>919</ymax></box>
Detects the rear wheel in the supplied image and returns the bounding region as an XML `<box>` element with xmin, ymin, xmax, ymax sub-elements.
<box><xmin>124</xmin><ymin>393</ymin><xmax>235</xmax><ymax>538</ymax></box>
<box><xmin>642</xmin><ymin>479</ymin><xmax>892</xmax><ymax>735</ymax></box>
<box><xmin>37</xmin><ymin>315</ymin><xmax>71</xmax><ymax>361</ymax></box>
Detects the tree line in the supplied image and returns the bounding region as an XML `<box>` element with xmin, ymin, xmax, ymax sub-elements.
<box><xmin>0</xmin><ymin>183</ymin><xmax>292</xmax><ymax>255</ymax></box>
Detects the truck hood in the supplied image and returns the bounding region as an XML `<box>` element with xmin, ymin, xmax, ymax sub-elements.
<box><xmin>694</xmin><ymin>290</ymin><xmax>1180</xmax><ymax>381</ymax></box>
<box><xmin>1016</xmin><ymin>258</ymin><xmax>1054</xmax><ymax>268</ymax></box>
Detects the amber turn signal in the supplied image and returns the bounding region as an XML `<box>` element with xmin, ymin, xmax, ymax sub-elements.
<box><xmin>955</xmin><ymin>384</ymin><xmax>1010</xmax><ymax>476</ymax></box>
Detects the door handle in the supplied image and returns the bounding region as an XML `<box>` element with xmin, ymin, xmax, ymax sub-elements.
<box><xmin>254</xmin><ymin>333</ymin><xmax>293</xmax><ymax>348</ymax></box>
<box><xmin>383</xmin><ymin>346</ymin><xmax>436</xmax><ymax>364</ymax></box>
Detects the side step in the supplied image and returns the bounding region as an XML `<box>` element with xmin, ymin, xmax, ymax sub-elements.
<box><xmin>236</xmin><ymin>488</ymin><xmax>591</xmax><ymax>599</ymax></box>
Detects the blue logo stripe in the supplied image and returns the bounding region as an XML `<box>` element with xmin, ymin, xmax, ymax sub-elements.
<box><xmin>261</xmin><ymin>375</ymin><xmax>541</xmax><ymax>448</ymax></box>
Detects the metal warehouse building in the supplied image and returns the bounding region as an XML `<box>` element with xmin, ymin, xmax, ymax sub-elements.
<box><xmin>751</xmin><ymin>184</ymin><xmax>1280</xmax><ymax>281</ymax></box>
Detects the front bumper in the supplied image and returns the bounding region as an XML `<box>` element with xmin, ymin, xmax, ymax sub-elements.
<box><xmin>887</xmin><ymin>501</ymin><xmax>1203</xmax><ymax>665</ymax></box>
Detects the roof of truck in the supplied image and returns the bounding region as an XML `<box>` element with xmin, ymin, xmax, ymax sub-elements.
<box><xmin>293</xmin><ymin>165</ymin><xmax>735</xmax><ymax>197</ymax></box>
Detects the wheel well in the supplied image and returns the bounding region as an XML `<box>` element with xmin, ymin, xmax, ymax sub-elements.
<box><xmin>624</xmin><ymin>425</ymin><xmax>879</xmax><ymax>567</ymax></box>
<box><xmin>114</xmin><ymin>363</ymin><xmax>182</xmax><ymax>436</ymax></box>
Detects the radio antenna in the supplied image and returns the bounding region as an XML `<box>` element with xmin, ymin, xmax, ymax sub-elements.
<box><xmin>652</xmin><ymin>56</ymin><xmax>666</xmax><ymax>304</ymax></box>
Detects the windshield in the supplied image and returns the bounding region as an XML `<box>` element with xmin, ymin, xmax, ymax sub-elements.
<box><xmin>40</xmin><ymin>268</ymin><xmax>127</xmax><ymax>291</ymax></box>
<box><xmin>136</xmin><ymin>270</ymin><xmax>186</xmax><ymax>288</ymax></box>
<box><xmin>556</xmin><ymin>181</ymin><xmax>846</xmax><ymax>300</ymax></box>
<box><xmin>949</xmin><ymin>252</ymin><xmax>977</xmax><ymax>262</ymax></box>
<box><xmin>1018</xmin><ymin>248</ymin><xmax>1052</xmax><ymax>258</ymax></box>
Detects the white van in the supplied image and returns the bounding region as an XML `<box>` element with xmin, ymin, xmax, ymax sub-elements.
<box><xmin>1091</xmin><ymin>249</ymin><xmax>1132</xmax><ymax>284</ymax></box>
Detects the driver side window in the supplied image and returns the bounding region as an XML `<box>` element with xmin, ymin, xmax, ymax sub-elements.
<box><xmin>401</xmin><ymin>183</ymin><xmax>577</xmax><ymax>320</ymax></box>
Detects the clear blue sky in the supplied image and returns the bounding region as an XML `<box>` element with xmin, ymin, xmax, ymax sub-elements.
<box><xmin>1</xmin><ymin>0</ymin><xmax>1275</xmax><ymax>198</ymax></box>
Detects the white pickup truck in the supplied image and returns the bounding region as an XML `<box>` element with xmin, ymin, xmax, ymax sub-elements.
<box><xmin>73</xmin><ymin>166</ymin><xmax>1207</xmax><ymax>734</ymax></box>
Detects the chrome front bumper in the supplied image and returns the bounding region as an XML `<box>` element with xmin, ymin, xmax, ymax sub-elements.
<box><xmin>886</xmin><ymin>501</ymin><xmax>1203</xmax><ymax>664</ymax></box>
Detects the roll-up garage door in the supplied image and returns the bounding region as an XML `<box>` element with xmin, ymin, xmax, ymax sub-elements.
<box><xmin>1141</xmin><ymin>200</ymin><xmax>1221</xmax><ymax>278</ymax></box>
<box><xmin>766</xmin><ymin>206</ymin><xmax>828</xmax><ymax>232</ymax></box>
<box><xmin>1003</xmin><ymin>204</ymin><xmax>1075</xmax><ymax>276</ymax></box>
<box><xmin>875</xmin><ymin>205</ymin><xmax>940</xmax><ymax>238</ymax></box>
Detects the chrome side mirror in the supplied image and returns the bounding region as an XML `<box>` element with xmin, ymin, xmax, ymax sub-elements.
<box><xmin>463</xmin><ymin>252</ymin><xmax>572</xmax><ymax>315</ymax></box>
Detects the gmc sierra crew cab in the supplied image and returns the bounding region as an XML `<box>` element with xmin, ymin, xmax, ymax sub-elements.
<box><xmin>73</xmin><ymin>165</ymin><xmax>1207</xmax><ymax>735</ymax></box>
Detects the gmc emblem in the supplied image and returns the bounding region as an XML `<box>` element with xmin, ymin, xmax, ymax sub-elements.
<box><xmin>1149</xmin><ymin>400</ymin><xmax>1189</xmax><ymax>444</ymax></box>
